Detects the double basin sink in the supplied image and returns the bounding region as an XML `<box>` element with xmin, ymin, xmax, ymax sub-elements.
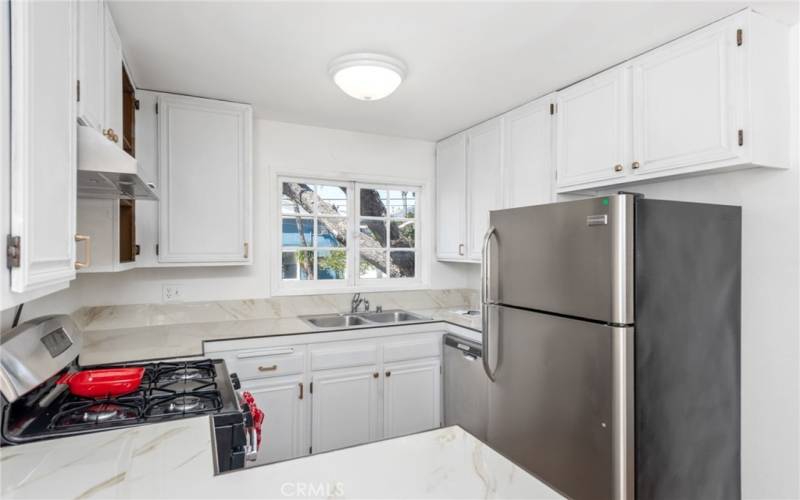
<box><xmin>300</xmin><ymin>310</ymin><xmax>429</xmax><ymax>329</ymax></box>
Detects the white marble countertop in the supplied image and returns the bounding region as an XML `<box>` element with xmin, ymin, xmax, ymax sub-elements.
<box><xmin>0</xmin><ymin>418</ymin><xmax>562</xmax><ymax>499</ymax></box>
<box><xmin>80</xmin><ymin>307</ymin><xmax>482</xmax><ymax>365</ymax></box>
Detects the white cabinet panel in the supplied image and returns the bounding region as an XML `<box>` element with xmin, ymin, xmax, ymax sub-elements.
<box><xmin>102</xmin><ymin>6</ymin><xmax>122</xmax><ymax>148</ymax></box>
<box><xmin>435</xmin><ymin>133</ymin><xmax>467</xmax><ymax>260</ymax></box>
<box><xmin>77</xmin><ymin>0</ymin><xmax>103</xmax><ymax>130</ymax></box>
<box><xmin>9</xmin><ymin>0</ymin><xmax>77</xmax><ymax>292</ymax></box>
<box><xmin>157</xmin><ymin>94</ymin><xmax>252</xmax><ymax>264</ymax></box>
<box><xmin>466</xmin><ymin>118</ymin><xmax>503</xmax><ymax>261</ymax></box>
<box><xmin>555</xmin><ymin>66</ymin><xmax>629</xmax><ymax>188</ymax></box>
<box><xmin>502</xmin><ymin>96</ymin><xmax>554</xmax><ymax>208</ymax></box>
<box><xmin>311</xmin><ymin>366</ymin><xmax>379</xmax><ymax>453</ymax></box>
<box><xmin>383</xmin><ymin>358</ymin><xmax>441</xmax><ymax>439</ymax></box>
<box><xmin>243</xmin><ymin>375</ymin><xmax>308</xmax><ymax>466</ymax></box>
<box><xmin>632</xmin><ymin>19</ymin><xmax>739</xmax><ymax>175</ymax></box>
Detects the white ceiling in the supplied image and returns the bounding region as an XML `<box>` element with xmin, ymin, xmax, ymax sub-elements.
<box><xmin>110</xmin><ymin>1</ymin><xmax>798</xmax><ymax>141</ymax></box>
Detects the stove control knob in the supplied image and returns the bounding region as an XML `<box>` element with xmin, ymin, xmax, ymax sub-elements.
<box><xmin>230</xmin><ymin>373</ymin><xmax>241</xmax><ymax>390</ymax></box>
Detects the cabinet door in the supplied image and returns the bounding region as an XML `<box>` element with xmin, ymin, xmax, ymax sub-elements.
<box><xmin>466</xmin><ymin>119</ymin><xmax>503</xmax><ymax>261</ymax></box>
<box><xmin>631</xmin><ymin>18</ymin><xmax>739</xmax><ymax>175</ymax></box>
<box><xmin>103</xmin><ymin>6</ymin><xmax>122</xmax><ymax>148</ymax></box>
<box><xmin>555</xmin><ymin>66</ymin><xmax>629</xmax><ymax>188</ymax></box>
<box><xmin>311</xmin><ymin>366</ymin><xmax>379</xmax><ymax>453</ymax></box>
<box><xmin>383</xmin><ymin>358</ymin><xmax>441</xmax><ymax>439</ymax></box>
<box><xmin>435</xmin><ymin>133</ymin><xmax>467</xmax><ymax>260</ymax></box>
<box><xmin>9</xmin><ymin>0</ymin><xmax>77</xmax><ymax>292</ymax></box>
<box><xmin>242</xmin><ymin>375</ymin><xmax>307</xmax><ymax>466</ymax></box>
<box><xmin>157</xmin><ymin>94</ymin><xmax>252</xmax><ymax>263</ymax></box>
<box><xmin>133</xmin><ymin>91</ymin><xmax>159</xmax><ymax>267</ymax></box>
<box><xmin>77</xmin><ymin>0</ymin><xmax>103</xmax><ymax>129</ymax></box>
<box><xmin>503</xmin><ymin>97</ymin><xmax>554</xmax><ymax>208</ymax></box>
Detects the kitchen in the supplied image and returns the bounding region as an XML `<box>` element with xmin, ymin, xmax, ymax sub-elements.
<box><xmin>0</xmin><ymin>1</ymin><xmax>798</xmax><ymax>499</ymax></box>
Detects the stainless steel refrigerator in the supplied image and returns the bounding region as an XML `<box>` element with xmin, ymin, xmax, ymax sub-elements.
<box><xmin>480</xmin><ymin>194</ymin><xmax>740</xmax><ymax>500</ymax></box>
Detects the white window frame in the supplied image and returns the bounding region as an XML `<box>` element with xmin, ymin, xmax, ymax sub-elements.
<box><xmin>273</xmin><ymin>175</ymin><xmax>424</xmax><ymax>295</ymax></box>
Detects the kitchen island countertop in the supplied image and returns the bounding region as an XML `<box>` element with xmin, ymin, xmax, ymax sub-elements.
<box><xmin>0</xmin><ymin>417</ymin><xmax>562</xmax><ymax>499</ymax></box>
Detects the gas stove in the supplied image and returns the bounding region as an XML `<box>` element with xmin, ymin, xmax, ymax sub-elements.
<box><xmin>1</xmin><ymin>316</ymin><xmax>260</xmax><ymax>472</ymax></box>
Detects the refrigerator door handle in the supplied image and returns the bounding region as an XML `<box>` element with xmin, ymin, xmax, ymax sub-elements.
<box><xmin>481</xmin><ymin>225</ymin><xmax>497</xmax><ymax>382</ymax></box>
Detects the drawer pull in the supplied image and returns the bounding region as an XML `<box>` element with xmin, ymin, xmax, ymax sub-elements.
<box><xmin>258</xmin><ymin>365</ymin><xmax>278</xmax><ymax>372</ymax></box>
<box><xmin>237</xmin><ymin>348</ymin><xmax>295</xmax><ymax>359</ymax></box>
<box><xmin>298</xmin><ymin>382</ymin><xmax>304</xmax><ymax>399</ymax></box>
<box><xmin>385</xmin><ymin>371</ymin><xmax>392</xmax><ymax>377</ymax></box>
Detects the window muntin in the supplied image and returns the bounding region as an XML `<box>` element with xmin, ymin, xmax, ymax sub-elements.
<box><xmin>278</xmin><ymin>178</ymin><xmax>420</xmax><ymax>289</ymax></box>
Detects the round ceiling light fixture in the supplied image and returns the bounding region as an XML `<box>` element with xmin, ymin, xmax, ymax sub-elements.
<box><xmin>328</xmin><ymin>53</ymin><xmax>406</xmax><ymax>101</ymax></box>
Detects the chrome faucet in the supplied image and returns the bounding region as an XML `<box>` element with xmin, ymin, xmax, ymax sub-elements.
<box><xmin>350</xmin><ymin>293</ymin><xmax>370</xmax><ymax>313</ymax></box>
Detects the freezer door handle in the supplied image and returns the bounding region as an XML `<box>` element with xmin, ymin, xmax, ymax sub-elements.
<box><xmin>481</xmin><ymin>225</ymin><xmax>497</xmax><ymax>382</ymax></box>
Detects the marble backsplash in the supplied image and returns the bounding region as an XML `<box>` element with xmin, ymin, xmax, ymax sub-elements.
<box><xmin>74</xmin><ymin>289</ymin><xmax>479</xmax><ymax>331</ymax></box>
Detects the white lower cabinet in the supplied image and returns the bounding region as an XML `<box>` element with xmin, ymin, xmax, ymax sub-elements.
<box><xmin>383</xmin><ymin>358</ymin><xmax>441</xmax><ymax>439</ymax></box>
<box><xmin>311</xmin><ymin>366</ymin><xmax>381</xmax><ymax>454</ymax></box>
<box><xmin>242</xmin><ymin>375</ymin><xmax>307</xmax><ymax>466</ymax></box>
<box><xmin>208</xmin><ymin>329</ymin><xmax>444</xmax><ymax>464</ymax></box>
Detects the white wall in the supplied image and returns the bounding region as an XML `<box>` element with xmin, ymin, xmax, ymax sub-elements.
<box><xmin>1</xmin><ymin>119</ymin><xmax>473</xmax><ymax>327</ymax></box>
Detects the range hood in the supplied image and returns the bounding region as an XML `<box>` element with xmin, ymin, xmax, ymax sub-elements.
<box><xmin>77</xmin><ymin>125</ymin><xmax>158</xmax><ymax>200</ymax></box>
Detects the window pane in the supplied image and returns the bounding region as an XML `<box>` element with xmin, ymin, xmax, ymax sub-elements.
<box><xmin>318</xmin><ymin>249</ymin><xmax>346</xmax><ymax>280</ymax></box>
<box><xmin>360</xmin><ymin>188</ymin><xmax>388</xmax><ymax>217</ymax></box>
<box><xmin>282</xmin><ymin>250</ymin><xmax>314</xmax><ymax>280</ymax></box>
<box><xmin>389</xmin><ymin>221</ymin><xmax>414</xmax><ymax>248</ymax></box>
<box><xmin>359</xmin><ymin>219</ymin><xmax>387</xmax><ymax>248</ymax></box>
<box><xmin>318</xmin><ymin>218</ymin><xmax>346</xmax><ymax>247</ymax></box>
<box><xmin>281</xmin><ymin>182</ymin><xmax>312</xmax><ymax>215</ymax></box>
<box><xmin>317</xmin><ymin>185</ymin><xmax>347</xmax><ymax>216</ymax></box>
<box><xmin>390</xmin><ymin>251</ymin><xmax>415</xmax><ymax>278</ymax></box>
<box><xmin>359</xmin><ymin>249</ymin><xmax>387</xmax><ymax>279</ymax></box>
<box><xmin>388</xmin><ymin>190</ymin><xmax>416</xmax><ymax>218</ymax></box>
<box><xmin>282</xmin><ymin>217</ymin><xmax>313</xmax><ymax>247</ymax></box>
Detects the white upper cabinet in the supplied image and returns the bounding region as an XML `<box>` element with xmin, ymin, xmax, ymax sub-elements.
<box><xmin>383</xmin><ymin>358</ymin><xmax>441</xmax><ymax>439</ymax></box>
<box><xmin>157</xmin><ymin>94</ymin><xmax>252</xmax><ymax>264</ymax></box>
<box><xmin>630</xmin><ymin>10</ymin><xmax>789</xmax><ymax>177</ymax></box>
<box><xmin>555</xmin><ymin>65</ymin><xmax>630</xmax><ymax>188</ymax></box>
<box><xmin>8</xmin><ymin>0</ymin><xmax>78</xmax><ymax>293</ymax></box>
<box><xmin>435</xmin><ymin>133</ymin><xmax>467</xmax><ymax>260</ymax></box>
<box><xmin>502</xmin><ymin>95</ymin><xmax>554</xmax><ymax>208</ymax></box>
<box><xmin>103</xmin><ymin>7</ymin><xmax>123</xmax><ymax>148</ymax></box>
<box><xmin>76</xmin><ymin>0</ymin><xmax>104</xmax><ymax>130</ymax></box>
<box><xmin>466</xmin><ymin>118</ymin><xmax>503</xmax><ymax>261</ymax></box>
<box><xmin>554</xmin><ymin>9</ymin><xmax>789</xmax><ymax>192</ymax></box>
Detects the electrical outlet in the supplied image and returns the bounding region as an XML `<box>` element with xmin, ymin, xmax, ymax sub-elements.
<box><xmin>162</xmin><ymin>284</ymin><xmax>185</xmax><ymax>303</ymax></box>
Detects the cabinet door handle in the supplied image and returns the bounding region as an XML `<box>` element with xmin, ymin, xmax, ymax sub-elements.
<box><xmin>631</xmin><ymin>161</ymin><xmax>640</xmax><ymax>170</ymax></box>
<box><xmin>258</xmin><ymin>364</ymin><xmax>278</xmax><ymax>372</ymax></box>
<box><xmin>385</xmin><ymin>371</ymin><xmax>392</xmax><ymax>377</ymax></box>
<box><xmin>74</xmin><ymin>234</ymin><xmax>91</xmax><ymax>270</ymax></box>
<box><xmin>298</xmin><ymin>382</ymin><xmax>304</xmax><ymax>399</ymax></box>
<box><xmin>458</xmin><ymin>243</ymin><xmax>465</xmax><ymax>256</ymax></box>
<box><xmin>614</xmin><ymin>164</ymin><xmax>624</xmax><ymax>173</ymax></box>
<box><xmin>103</xmin><ymin>128</ymin><xmax>119</xmax><ymax>143</ymax></box>
<box><xmin>243</xmin><ymin>241</ymin><xmax>249</xmax><ymax>259</ymax></box>
<box><xmin>373</xmin><ymin>372</ymin><xmax>379</xmax><ymax>378</ymax></box>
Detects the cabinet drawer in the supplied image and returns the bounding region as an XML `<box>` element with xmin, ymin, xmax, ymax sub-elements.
<box><xmin>310</xmin><ymin>342</ymin><xmax>378</xmax><ymax>371</ymax></box>
<box><xmin>383</xmin><ymin>336</ymin><xmax>441</xmax><ymax>363</ymax></box>
<box><xmin>223</xmin><ymin>346</ymin><xmax>306</xmax><ymax>381</ymax></box>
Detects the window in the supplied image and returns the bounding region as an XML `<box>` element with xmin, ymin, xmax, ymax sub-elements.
<box><xmin>278</xmin><ymin>178</ymin><xmax>420</xmax><ymax>290</ymax></box>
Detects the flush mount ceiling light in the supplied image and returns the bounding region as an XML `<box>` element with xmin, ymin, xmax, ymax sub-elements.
<box><xmin>328</xmin><ymin>53</ymin><xmax>406</xmax><ymax>101</ymax></box>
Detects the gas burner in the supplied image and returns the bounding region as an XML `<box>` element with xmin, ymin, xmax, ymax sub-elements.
<box><xmin>168</xmin><ymin>396</ymin><xmax>201</xmax><ymax>413</ymax></box>
<box><xmin>82</xmin><ymin>404</ymin><xmax>122</xmax><ymax>423</ymax></box>
<box><xmin>162</xmin><ymin>368</ymin><xmax>207</xmax><ymax>382</ymax></box>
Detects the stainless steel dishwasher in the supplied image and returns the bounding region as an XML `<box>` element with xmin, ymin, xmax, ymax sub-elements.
<box><xmin>443</xmin><ymin>333</ymin><xmax>488</xmax><ymax>441</ymax></box>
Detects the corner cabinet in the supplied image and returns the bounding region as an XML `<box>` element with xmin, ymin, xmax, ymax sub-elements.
<box><xmin>555</xmin><ymin>9</ymin><xmax>790</xmax><ymax>193</ymax></box>
<box><xmin>6</xmin><ymin>0</ymin><xmax>78</xmax><ymax>297</ymax></box>
<box><xmin>156</xmin><ymin>94</ymin><xmax>253</xmax><ymax>264</ymax></box>
<box><xmin>435</xmin><ymin>96</ymin><xmax>554</xmax><ymax>263</ymax></box>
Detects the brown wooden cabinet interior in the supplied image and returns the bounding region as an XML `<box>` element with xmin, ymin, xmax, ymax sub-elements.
<box><xmin>120</xmin><ymin>64</ymin><xmax>137</xmax><ymax>264</ymax></box>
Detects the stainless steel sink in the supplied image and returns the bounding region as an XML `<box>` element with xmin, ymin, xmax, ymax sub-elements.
<box><xmin>302</xmin><ymin>314</ymin><xmax>369</xmax><ymax>329</ymax></box>
<box><xmin>358</xmin><ymin>310</ymin><xmax>426</xmax><ymax>323</ymax></box>
<box><xmin>300</xmin><ymin>309</ymin><xmax>429</xmax><ymax>329</ymax></box>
